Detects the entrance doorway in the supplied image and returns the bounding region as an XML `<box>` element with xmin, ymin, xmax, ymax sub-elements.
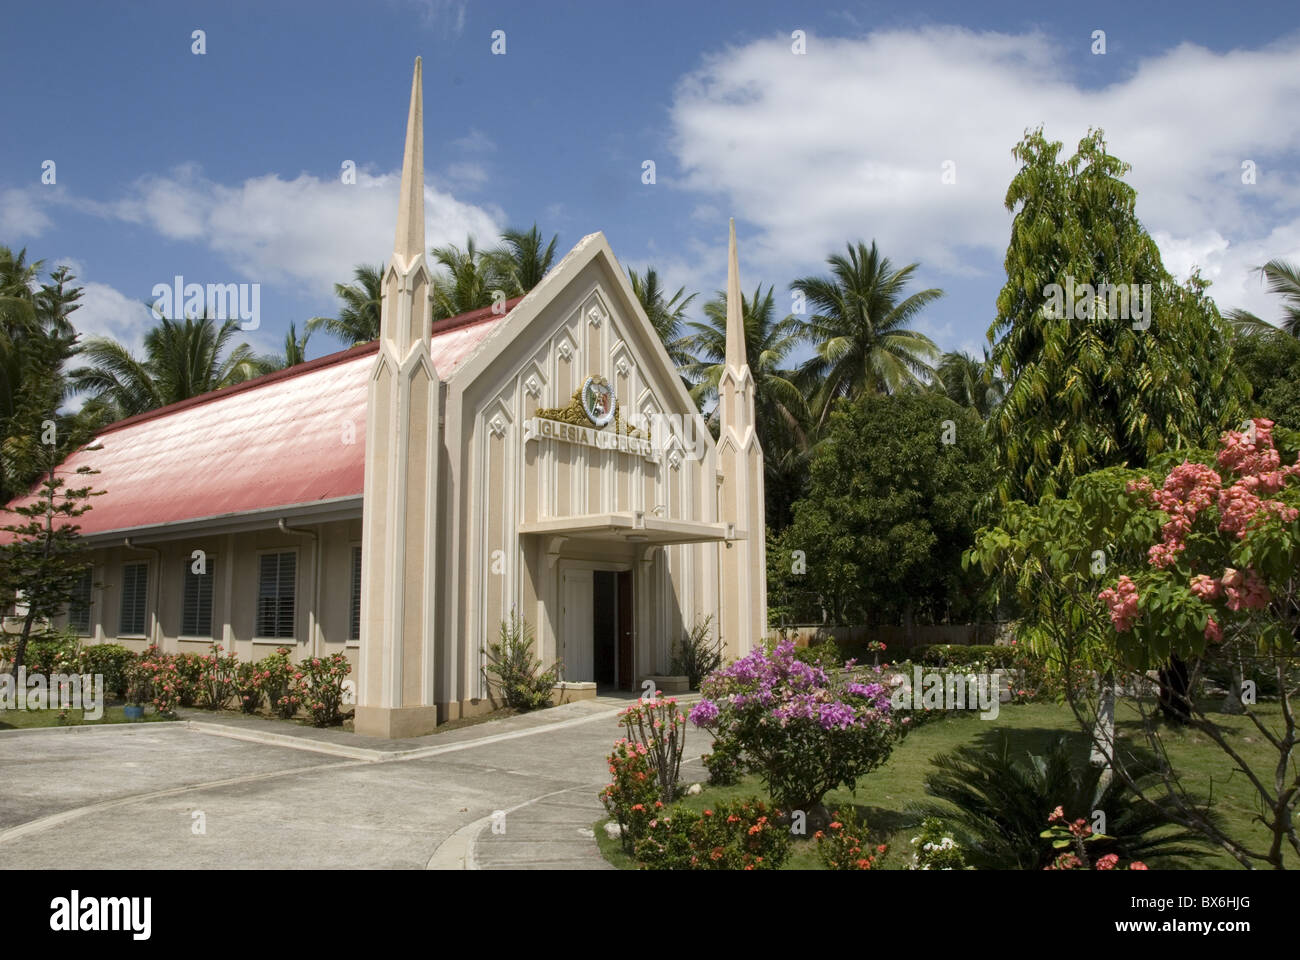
<box><xmin>560</xmin><ymin>566</ymin><xmax>633</xmax><ymax>690</ymax></box>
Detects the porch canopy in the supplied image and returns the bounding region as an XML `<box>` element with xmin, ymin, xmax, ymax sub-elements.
<box><xmin>519</xmin><ymin>512</ymin><xmax>735</xmax><ymax>546</ymax></box>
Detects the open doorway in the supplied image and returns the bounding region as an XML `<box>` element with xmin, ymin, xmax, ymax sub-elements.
<box><xmin>558</xmin><ymin>566</ymin><xmax>632</xmax><ymax>690</ymax></box>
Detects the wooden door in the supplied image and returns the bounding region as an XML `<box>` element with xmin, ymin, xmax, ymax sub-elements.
<box><xmin>561</xmin><ymin>568</ymin><xmax>594</xmax><ymax>682</ymax></box>
<box><xmin>617</xmin><ymin>570</ymin><xmax>633</xmax><ymax>690</ymax></box>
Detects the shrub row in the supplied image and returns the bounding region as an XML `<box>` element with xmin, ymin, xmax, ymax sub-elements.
<box><xmin>0</xmin><ymin>634</ymin><xmax>351</xmax><ymax>726</ymax></box>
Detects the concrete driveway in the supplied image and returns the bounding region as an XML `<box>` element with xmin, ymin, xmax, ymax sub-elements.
<box><xmin>0</xmin><ymin>699</ymin><xmax>708</xmax><ymax>870</ymax></box>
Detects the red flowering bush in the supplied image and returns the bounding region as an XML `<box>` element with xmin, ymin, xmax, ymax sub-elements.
<box><xmin>257</xmin><ymin>647</ymin><xmax>298</xmax><ymax>719</ymax></box>
<box><xmin>1098</xmin><ymin>418</ymin><xmax>1300</xmax><ymax>665</ymax></box>
<box><xmin>135</xmin><ymin>645</ymin><xmax>182</xmax><ymax>716</ymax></box>
<box><xmin>632</xmin><ymin>799</ymin><xmax>790</xmax><ymax>870</ymax></box>
<box><xmin>290</xmin><ymin>652</ymin><xmax>351</xmax><ymax>726</ymax></box>
<box><xmin>1041</xmin><ymin>807</ymin><xmax>1147</xmax><ymax>870</ymax></box>
<box><xmin>617</xmin><ymin>695</ymin><xmax>686</xmax><ymax>804</ymax></box>
<box><xmin>235</xmin><ymin>662</ymin><xmax>263</xmax><ymax>714</ymax></box>
<box><xmin>599</xmin><ymin>738</ymin><xmax>660</xmax><ymax>850</ymax></box>
<box><xmin>198</xmin><ymin>643</ymin><xmax>239</xmax><ymax>709</ymax></box>
<box><xmin>816</xmin><ymin>807</ymin><xmax>886</xmax><ymax>870</ymax></box>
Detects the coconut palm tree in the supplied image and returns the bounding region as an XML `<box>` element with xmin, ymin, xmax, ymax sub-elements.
<box><xmin>680</xmin><ymin>285</ymin><xmax>811</xmax><ymax>526</ymax></box>
<box><xmin>429</xmin><ymin>236</ymin><xmax>503</xmax><ymax>321</ymax></box>
<box><xmin>627</xmin><ymin>267</ymin><xmax>697</xmax><ymax>367</ymax></box>
<box><xmin>307</xmin><ymin>264</ymin><xmax>384</xmax><ymax>346</ymax></box>
<box><xmin>71</xmin><ymin>314</ymin><xmax>269</xmax><ymax>421</ymax></box>
<box><xmin>1226</xmin><ymin>259</ymin><xmax>1300</xmax><ymax>337</ymax></box>
<box><xmin>486</xmin><ymin>225</ymin><xmax>558</xmax><ymax>297</ymax></box>
<box><xmin>933</xmin><ymin>349</ymin><xmax>1005</xmax><ymax>419</ymax></box>
<box><xmin>791</xmin><ymin>241</ymin><xmax>941</xmax><ymax>430</ymax></box>
<box><xmin>258</xmin><ymin>322</ymin><xmax>312</xmax><ymax>372</ymax></box>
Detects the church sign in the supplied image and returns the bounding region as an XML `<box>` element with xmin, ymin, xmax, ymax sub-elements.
<box><xmin>523</xmin><ymin>416</ymin><xmax>657</xmax><ymax>461</ymax></box>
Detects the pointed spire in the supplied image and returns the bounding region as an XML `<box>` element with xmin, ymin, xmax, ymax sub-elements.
<box><xmin>726</xmin><ymin>218</ymin><xmax>748</xmax><ymax>371</ymax></box>
<box><xmin>393</xmin><ymin>57</ymin><xmax>425</xmax><ymax>263</ymax></box>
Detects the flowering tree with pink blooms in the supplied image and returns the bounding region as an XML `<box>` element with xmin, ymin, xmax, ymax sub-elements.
<box><xmin>970</xmin><ymin>418</ymin><xmax>1300</xmax><ymax>868</ymax></box>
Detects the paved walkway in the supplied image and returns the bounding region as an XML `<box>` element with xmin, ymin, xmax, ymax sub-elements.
<box><xmin>0</xmin><ymin>695</ymin><xmax>706</xmax><ymax>870</ymax></box>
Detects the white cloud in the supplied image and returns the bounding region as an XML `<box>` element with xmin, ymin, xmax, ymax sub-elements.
<box><xmin>72</xmin><ymin>282</ymin><xmax>157</xmax><ymax>355</ymax></box>
<box><xmin>108</xmin><ymin>164</ymin><xmax>503</xmax><ymax>293</ymax></box>
<box><xmin>0</xmin><ymin>187</ymin><xmax>53</xmax><ymax>239</ymax></box>
<box><xmin>668</xmin><ymin>28</ymin><xmax>1300</xmax><ymax>317</ymax></box>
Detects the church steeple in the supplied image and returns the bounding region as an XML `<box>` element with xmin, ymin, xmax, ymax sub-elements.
<box><xmin>356</xmin><ymin>57</ymin><xmax>442</xmax><ymax>739</ymax></box>
<box><xmin>715</xmin><ymin>218</ymin><xmax>766</xmax><ymax>662</ymax></box>
<box><xmin>725</xmin><ymin>218</ymin><xmax>749</xmax><ymax>377</ymax></box>
<box><xmin>392</xmin><ymin>56</ymin><xmax>425</xmax><ymax>267</ymax></box>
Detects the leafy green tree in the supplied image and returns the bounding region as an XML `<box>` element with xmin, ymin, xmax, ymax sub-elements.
<box><xmin>791</xmin><ymin>240</ymin><xmax>941</xmax><ymax>430</ymax></box>
<box><xmin>776</xmin><ymin>391</ymin><xmax>994</xmax><ymax>629</ymax></box>
<box><xmin>486</xmin><ymin>224</ymin><xmax>558</xmax><ymax>297</ymax></box>
<box><xmin>1233</xmin><ymin>330</ymin><xmax>1300</xmax><ymax>429</ymax></box>
<box><xmin>307</xmin><ymin>263</ymin><xmax>384</xmax><ymax>346</ymax></box>
<box><xmin>987</xmin><ymin>128</ymin><xmax>1247</xmax><ymax>506</ymax></box>
<box><xmin>680</xmin><ymin>284</ymin><xmax>810</xmax><ymax>528</ymax></box>
<box><xmin>71</xmin><ymin>314</ymin><xmax>269</xmax><ymax>421</ymax></box>
<box><xmin>0</xmin><ymin>250</ymin><xmax>84</xmax><ymax>501</ymax></box>
<box><xmin>1226</xmin><ymin>259</ymin><xmax>1300</xmax><ymax>337</ymax></box>
<box><xmin>627</xmin><ymin>267</ymin><xmax>697</xmax><ymax>368</ymax></box>
<box><xmin>0</xmin><ymin>442</ymin><xmax>100</xmax><ymax>677</ymax></box>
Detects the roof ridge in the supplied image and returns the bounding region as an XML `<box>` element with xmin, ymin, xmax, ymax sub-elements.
<box><xmin>91</xmin><ymin>299</ymin><xmax>522</xmax><ymax>437</ymax></box>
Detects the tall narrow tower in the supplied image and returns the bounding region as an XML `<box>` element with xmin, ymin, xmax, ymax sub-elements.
<box><xmin>717</xmin><ymin>219</ymin><xmax>767</xmax><ymax>658</ymax></box>
<box><xmin>355</xmin><ymin>58</ymin><xmax>442</xmax><ymax>738</ymax></box>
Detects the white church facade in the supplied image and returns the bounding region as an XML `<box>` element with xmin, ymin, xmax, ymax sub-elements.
<box><xmin>36</xmin><ymin>59</ymin><xmax>767</xmax><ymax>737</ymax></box>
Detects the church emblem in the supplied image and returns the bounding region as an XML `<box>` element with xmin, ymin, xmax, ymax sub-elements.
<box><xmin>581</xmin><ymin>375</ymin><xmax>615</xmax><ymax>427</ymax></box>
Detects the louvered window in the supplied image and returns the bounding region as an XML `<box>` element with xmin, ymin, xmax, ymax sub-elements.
<box><xmin>349</xmin><ymin>546</ymin><xmax>362</xmax><ymax>641</ymax></box>
<box><xmin>256</xmin><ymin>552</ymin><xmax>296</xmax><ymax>639</ymax></box>
<box><xmin>119</xmin><ymin>562</ymin><xmax>148</xmax><ymax>636</ymax></box>
<box><xmin>182</xmin><ymin>560</ymin><xmax>214</xmax><ymax>637</ymax></box>
<box><xmin>68</xmin><ymin>567</ymin><xmax>92</xmax><ymax>635</ymax></box>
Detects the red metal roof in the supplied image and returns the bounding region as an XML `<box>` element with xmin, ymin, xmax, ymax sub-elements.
<box><xmin>10</xmin><ymin>301</ymin><xmax>517</xmax><ymax>539</ymax></box>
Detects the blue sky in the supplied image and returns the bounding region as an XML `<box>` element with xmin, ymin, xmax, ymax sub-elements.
<box><xmin>2</xmin><ymin>0</ymin><xmax>1298</xmax><ymax>365</ymax></box>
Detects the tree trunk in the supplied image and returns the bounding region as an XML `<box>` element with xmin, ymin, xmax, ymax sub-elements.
<box><xmin>1157</xmin><ymin>655</ymin><xmax>1192</xmax><ymax>725</ymax></box>
<box><xmin>1091</xmin><ymin>670</ymin><xmax>1116</xmax><ymax>787</ymax></box>
<box><xmin>9</xmin><ymin>607</ymin><xmax>38</xmax><ymax>680</ymax></box>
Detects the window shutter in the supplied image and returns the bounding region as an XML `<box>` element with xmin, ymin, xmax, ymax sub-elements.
<box><xmin>119</xmin><ymin>562</ymin><xmax>147</xmax><ymax>636</ymax></box>
<box><xmin>68</xmin><ymin>567</ymin><xmax>92</xmax><ymax>635</ymax></box>
<box><xmin>257</xmin><ymin>552</ymin><xmax>297</xmax><ymax>639</ymax></box>
<box><xmin>182</xmin><ymin>561</ymin><xmax>214</xmax><ymax>637</ymax></box>
<box><xmin>350</xmin><ymin>546</ymin><xmax>362</xmax><ymax>641</ymax></box>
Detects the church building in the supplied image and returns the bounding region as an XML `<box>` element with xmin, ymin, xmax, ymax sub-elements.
<box><xmin>36</xmin><ymin>58</ymin><xmax>767</xmax><ymax>737</ymax></box>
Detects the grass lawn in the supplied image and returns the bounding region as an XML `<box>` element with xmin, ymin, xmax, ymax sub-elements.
<box><xmin>0</xmin><ymin>704</ymin><xmax>172</xmax><ymax>729</ymax></box>
<box><xmin>598</xmin><ymin>699</ymin><xmax>1297</xmax><ymax>870</ymax></box>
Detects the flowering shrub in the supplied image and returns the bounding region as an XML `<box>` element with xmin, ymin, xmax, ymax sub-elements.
<box><xmin>0</xmin><ymin>633</ymin><xmax>79</xmax><ymax>675</ymax></box>
<box><xmin>198</xmin><ymin>643</ymin><xmax>239</xmax><ymax>709</ymax></box>
<box><xmin>617</xmin><ymin>695</ymin><xmax>686</xmax><ymax>804</ymax></box>
<box><xmin>600</xmin><ymin>738</ymin><xmax>661</xmax><ymax>850</ymax></box>
<box><xmin>689</xmin><ymin>639</ymin><xmax>900</xmax><ymax>814</ymax></box>
<box><xmin>235</xmin><ymin>662</ymin><xmax>263</xmax><ymax>714</ymax></box>
<box><xmin>701</xmin><ymin>731</ymin><xmax>746</xmax><ymax>786</ymax></box>
<box><xmin>908</xmin><ymin>817</ymin><xmax>967</xmax><ymax>870</ymax></box>
<box><xmin>76</xmin><ymin>643</ymin><xmax>136</xmax><ymax>700</ymax></box>
<box><xmin>290</xmin><ymin>652</ymin><xmax>351</xmax><ymax>726</ymax></box>
<box><xmin>136</xmin><ymin>645</ymin><xmax>182</xmax><ymax>716</ymax></box>
<box><xmin>171</xmin><ymin>653</ymin><xmax>205</xmax><ymax>707</ymax></box>
<box><xmin>816</xmin><ymin>807</ymin><xmax>887</xmax><ymax>870</ymax></box>
<box><xmin>632</xmin><ymin>799</ymin><xmax>790</xmax><ymax>870</ymax></box>
<box><xmin>1098</xmin><ymin>418</ymin><xmax>1300</xmax><ymax>666</ymax></box>
<box><xmin>257</xmin><ymin>647</ymin><xmax>298</xmax><ymax>719</ymax></box>
<box><xmin>1041</xmin><ymin>807</ymin><xmax>1147</xmax><ymax>870</ymax></box>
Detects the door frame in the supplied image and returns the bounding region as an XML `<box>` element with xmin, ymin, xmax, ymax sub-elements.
<box><xmin>556</xmin><ymin>558</ymin><xmax>633</xmax><ymax>686</ymax></box>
